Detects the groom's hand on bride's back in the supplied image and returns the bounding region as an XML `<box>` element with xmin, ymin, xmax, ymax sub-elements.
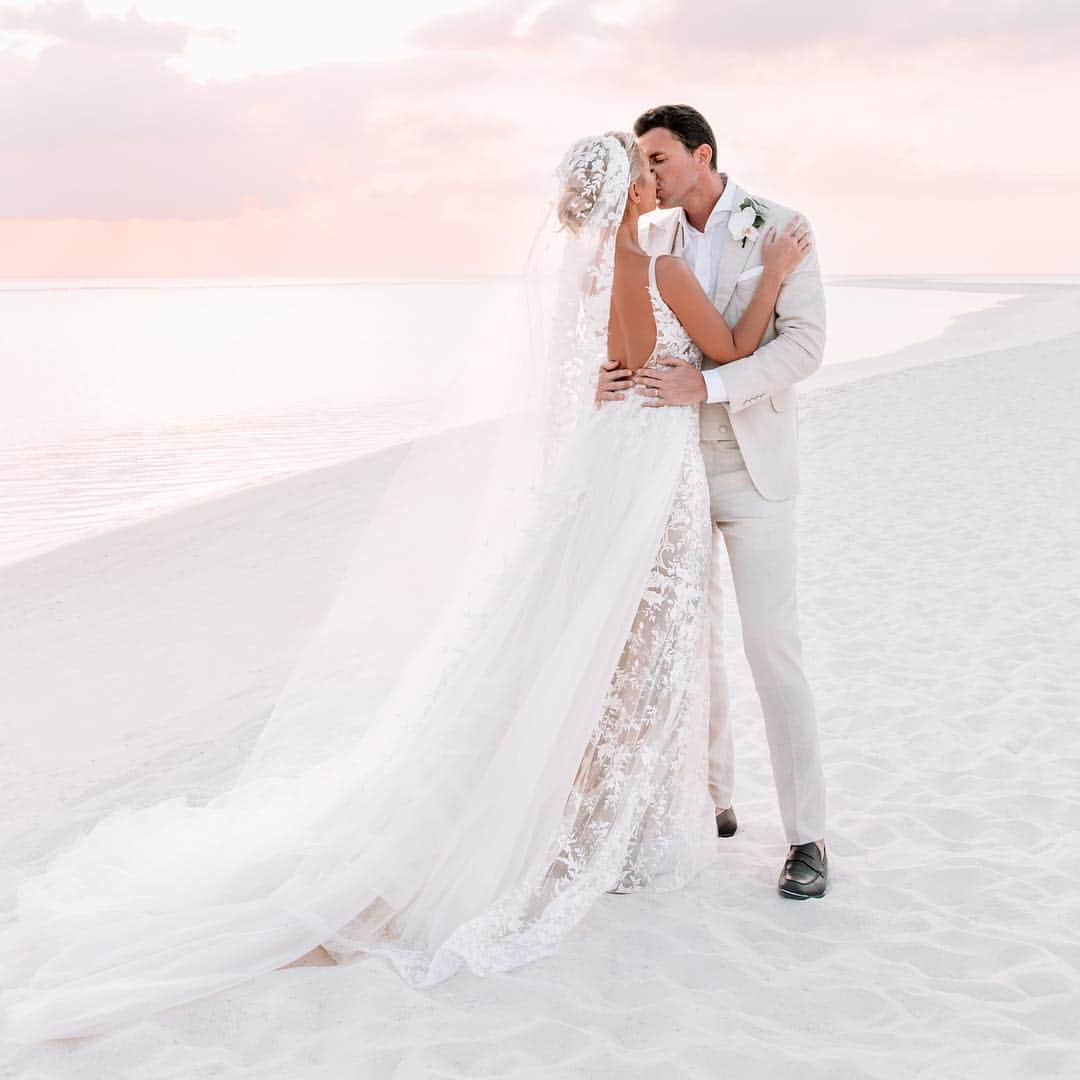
<box><xmin>595</xmin><ymin>357</ymin><xmax>633</xmax><ymax>406</ymax></box>
<box><xmin>634</xmin><ymin>357</ymin><xmax>707</xmax><ymax>407</ymax></box>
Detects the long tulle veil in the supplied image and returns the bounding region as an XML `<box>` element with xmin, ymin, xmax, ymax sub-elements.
<box><xmin>0</xmin><ymin>134</ymin><xmax>635</xmax><ymax>1040</ymax></box>
<box><xmin>235</xmin><ymin>133</ymin><xmax>631</xmax><ymax>786</ymax></box>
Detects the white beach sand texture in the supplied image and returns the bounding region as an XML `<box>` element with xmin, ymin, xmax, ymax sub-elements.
<box><xmin>1</xmin><ymin>285</ymin><xmax>1079</xmax><ymax>1078</ymax></box>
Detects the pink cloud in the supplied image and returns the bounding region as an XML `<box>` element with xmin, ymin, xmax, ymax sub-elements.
<box><xmin>1</xmin><ymin>0</ymin><xmax>1077</xmax><ymax>276</ymax></box>
<box><xmin>412</xmin><ymin>0</ymin><xmax>627</xmax><ymax>50</ymax></box>
<box><xmin>0</xmin><ymin>0</ymin><xmax>230</xmax><ymax>54</ymax></box>
<box><xmin>416</xmin><ymin>0</ymin><xmax>1080</xmax><ymax>57</ymax></box>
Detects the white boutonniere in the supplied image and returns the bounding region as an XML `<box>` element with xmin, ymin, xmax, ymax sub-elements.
<box><xmin>728</xmin><ymin>196</ymin><xmax>767</xmax><ymax>248</ymax></box>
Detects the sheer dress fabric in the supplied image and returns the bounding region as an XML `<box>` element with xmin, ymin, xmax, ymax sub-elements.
<box><xmin>0</xmin><ymin>140</ymin><xmax>718</xmax><ymax>1040</ymax></box>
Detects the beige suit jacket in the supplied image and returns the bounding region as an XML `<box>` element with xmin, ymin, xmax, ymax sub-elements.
<box><xmin>638</xmin><ymin>183</ymin><xmax>826</xmax><ymax>500</ymax></box>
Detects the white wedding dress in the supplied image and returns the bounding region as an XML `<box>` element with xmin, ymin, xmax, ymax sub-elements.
<box><xmin>0</xmin><ymin>137</ymin><xmax>717</xmax><ymax>1042</ymax></box>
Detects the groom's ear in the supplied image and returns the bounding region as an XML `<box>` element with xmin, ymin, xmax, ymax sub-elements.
<box><xmin>695</xmin><ymin>144</ymin><xmax>713</xmax><ymax>169</ymax></box>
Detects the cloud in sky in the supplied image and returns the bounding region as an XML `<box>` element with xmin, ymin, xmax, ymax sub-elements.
<box><xmin>415</xmin><ymin>0</ymin><xmax>1080</xmax><ymax>59</ymax></box>
<box><xmin>1</xmin><ymin>0</ymin><xmax>1078</xmax><ymax>276</ymax></box>
<box><xmin>0</xmin><ymin>0</ymin><xmax>230</xmax><ymax>53</ymax></box>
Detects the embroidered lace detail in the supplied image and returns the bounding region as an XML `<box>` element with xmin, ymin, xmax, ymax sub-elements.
<box><xmin>558</xmin><ymin>253</ymin><xmax>712</xmax><ymax>894</ymax></box>
<box><xmin>0</xmin><ymin>146</ymin><xmax>723</xmax><ymax>1039</ymax></box>
<box><xmin>422</xmin><ymin>255</ymin><xmax>716</xmax><ymax>977</ymax></box>
<box><xmin>645</xmin><ymin>253</ymin><xmax>703</xmax><ymax>372</ymax></box>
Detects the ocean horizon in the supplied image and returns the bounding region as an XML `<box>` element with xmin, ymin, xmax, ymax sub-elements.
<box><xmin>0</xmin><ymin>275</ymin><xmax>1045</xmax><ymax>567</ymax></box>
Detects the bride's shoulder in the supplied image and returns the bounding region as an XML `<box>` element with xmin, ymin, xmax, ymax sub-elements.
<box><xmin>653</xmin><ymin>253</ymin><xmax>695</xmax><ymax>290</ymax></box>
<box><xmin>652</xmin><ymin>254</ymin><xmax>702</xmax><ymax>316</ymax></box>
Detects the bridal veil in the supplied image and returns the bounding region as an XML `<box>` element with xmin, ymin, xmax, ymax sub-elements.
<box><xmin>0</xmin><ymin>134</ymin><xmax>705</xmax><ymax>1041</ymax></box>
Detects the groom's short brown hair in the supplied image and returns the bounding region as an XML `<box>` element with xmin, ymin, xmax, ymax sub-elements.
<box><xmin>634</xmin><ymin>105</ymin><xmax>718</xmax><ymax>171</ymax></box>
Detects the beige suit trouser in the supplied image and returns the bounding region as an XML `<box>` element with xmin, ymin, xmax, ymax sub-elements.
<box><xmin>701</xmin><ymin>431</ymin><xmax>827</xmax><ymax>846</ymax></box>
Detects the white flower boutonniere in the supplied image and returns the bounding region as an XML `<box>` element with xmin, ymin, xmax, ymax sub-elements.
<box><xmin>729</xmin><ymin>196</ymin><xmax>767</xmax><ymax>248</ymax></box>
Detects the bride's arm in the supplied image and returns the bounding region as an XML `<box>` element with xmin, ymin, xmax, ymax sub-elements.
<box><xmin>654</xmin><ymin>217</ymin><xmax>810</xmax><ymax>364</ymax></box>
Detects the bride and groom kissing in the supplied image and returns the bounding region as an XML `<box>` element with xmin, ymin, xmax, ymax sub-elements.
<box><xmin>595</xmin><ymin>104</ymin><xmax>829</xmax><ymax>900</ymax></box>
<box><xmin>1</xmin><ymin>103</ymin><xmax>829</xmax><ymax>1041</ymax></box>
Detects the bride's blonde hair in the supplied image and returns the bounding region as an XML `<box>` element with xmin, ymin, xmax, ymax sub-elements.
<box><xmin>557</xmin><ymin>130</ymin><xmax>643</xmax><ymax>233</ymax></box>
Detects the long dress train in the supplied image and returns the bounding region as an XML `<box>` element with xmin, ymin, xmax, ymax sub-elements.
<box><xmin>0</xmin><ymin>154</ymin><xmax>719</xmax><ymax>1040</ymax></box>
<box><xmin>319</xmin><ymin>255</ymin><xmax>716</xmax><ymax>981</ymax></box>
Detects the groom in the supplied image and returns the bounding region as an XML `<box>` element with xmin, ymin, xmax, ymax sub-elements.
<box><xmin>597</xmin><ymin>104</ymin><xmax>829</xmax><ymax>899</ymax></box>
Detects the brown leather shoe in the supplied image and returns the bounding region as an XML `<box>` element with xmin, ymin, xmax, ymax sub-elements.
<box><xmin>715</xmin><ymin>806</ymin><xmax>738</xmax><ymax>837</ymax></box>
<box><xmin>778</xmin><ymin>840</ymin><xmax>827</xmax><ymax>899</ymax></box>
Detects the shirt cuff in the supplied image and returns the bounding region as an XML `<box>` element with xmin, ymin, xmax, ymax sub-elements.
<box><xmin>702</xmin><ymin>366</ymin><xmax>729</xmax><ymax>404</ymax></box>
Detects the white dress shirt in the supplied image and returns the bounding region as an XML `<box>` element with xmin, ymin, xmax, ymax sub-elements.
<box><xmin>679</xmin><ymin>179</ymin><xmax>739</xmax><ymax>404</ymax></box>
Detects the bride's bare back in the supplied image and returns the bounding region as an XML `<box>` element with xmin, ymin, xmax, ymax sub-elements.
<box><xmin>598</xmin><ymin>208</ymin><xmax>811</xmax><ymax>406</ymax></box>
<box><xmin>607</xmin><ymin>247</ymin><xmax>659</xmax><ymax>372</ymax></box>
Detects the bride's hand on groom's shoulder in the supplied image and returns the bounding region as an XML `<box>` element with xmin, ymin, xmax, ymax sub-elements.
<box><xmin>761</xmin><ymin>215</ymin><xmax>813</xmax><ymax>280</ymax></box>
<box><xmin>596</xmin><ymin>357</ymin><xmax>632</xmax><ymax>406</ymax></box>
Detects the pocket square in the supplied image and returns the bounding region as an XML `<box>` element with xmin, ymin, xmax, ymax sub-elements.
<box><xmin>736</xmin><ymin>265</ymin><xmax>764</xmax><ymax>283</ymax></box>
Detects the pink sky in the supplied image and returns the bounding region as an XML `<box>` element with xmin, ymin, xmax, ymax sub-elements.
<box><xmin>2</xmin><ymin>0</ymin><xmax>1078</xmax><ymax>278</ymax></box>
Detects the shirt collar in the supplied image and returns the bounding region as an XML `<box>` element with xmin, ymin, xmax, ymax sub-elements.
<box><xmin>685</xmin><ymin>175</ymin><xmax>737</xmax><ymax>235</ymax></box>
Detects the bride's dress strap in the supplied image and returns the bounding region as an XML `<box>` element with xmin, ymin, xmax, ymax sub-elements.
<box><xmin>647</xmin><ymin>253</ymin><xmax>660</xmax><ymax>295</ymax></box>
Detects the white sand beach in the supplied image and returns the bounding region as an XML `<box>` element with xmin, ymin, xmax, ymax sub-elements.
<box><xmin>2</xmin><ymin>282</ymin><xmax>1079</xmax><ymax>1077</ymax></box>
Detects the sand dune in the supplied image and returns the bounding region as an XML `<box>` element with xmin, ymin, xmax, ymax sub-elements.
<box><xmin>2</xmin><ymin>290</ymin><xmax>1079</xmax><ymax>1077</ymax></box>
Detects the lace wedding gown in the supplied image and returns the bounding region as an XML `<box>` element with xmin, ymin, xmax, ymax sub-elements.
<box><xmin>316</xmin><ymin>256</ymin><xmax>716</xmax><ymax>982</ymax></box>
<box><xmin>1</xmin><ymin>144</ymin><xmax>718</xmax><ymax>1041</ymax></box>
<box><xmin>558</xmin><ymin>255</ymin><xmax>714</xmax><ymax>897</ymax></box>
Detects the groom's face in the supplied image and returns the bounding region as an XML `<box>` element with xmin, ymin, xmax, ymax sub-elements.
<box><xmin>637</xmin><ymin>127</ymin><xmax>698</xmax><ymax>210</ymax></box>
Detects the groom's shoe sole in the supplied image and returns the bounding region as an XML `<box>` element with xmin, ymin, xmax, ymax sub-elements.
<box><xmin>777</xmin><ymin>841</ymin><xmax>828</xmax><ymax>899</ymax></box>
<box><xmin>778</xmin><ymin>887</ymin><xmax>827</xmax><ymax>900</ymax></box>
<box><xmin>715</xmin><ymin>806</ymin><xmax>738</xmax><ymax>837</ymax></box>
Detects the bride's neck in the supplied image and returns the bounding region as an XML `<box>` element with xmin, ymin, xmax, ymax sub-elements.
<box><xmin>616</xmin><ymin>215</ymin><xmax>644</xmax><ymax>253</ymax></box>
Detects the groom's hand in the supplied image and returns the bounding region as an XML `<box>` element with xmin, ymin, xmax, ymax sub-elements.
<box><xmin>595</xmin><ymin>357</ymin><xmax>632</xmax><ymax>406</ymax></box>
<box><xmin>634</xmin><ymin>357</ymin><xmax>707</xmax><ymax>407</ymax></box>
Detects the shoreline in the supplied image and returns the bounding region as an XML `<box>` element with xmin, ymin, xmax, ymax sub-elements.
<box><xmin>3</xmin><ymin>272</ymin><xmax>1076</xmax><ymax>291</ymax></box>
<box><xmin>3</xmin><ymin>280</ymin><xmax>1078</xmax><ymax>571</ymax></box>
<box><xmin>808</xmin><ymin>280</ymin><xmax>1079</xmax><ymax>391</ymax></box>
<box><xmin>2</xmin><ymin>319</ymin><xmax>1078</xmax><ymax>1075</ymax></box>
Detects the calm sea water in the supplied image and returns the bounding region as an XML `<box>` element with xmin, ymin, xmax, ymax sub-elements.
<box><xmin>0</xmin><ymin>277</ymin><xmax>1020</xmax><ymax>567</ymax></box>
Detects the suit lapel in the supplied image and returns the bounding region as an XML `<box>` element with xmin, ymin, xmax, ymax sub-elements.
<box><xmin>670</xmin><ymin>209</ymin><xmax>686</xmax><ymax>255</ymax></box>
<box><xmin>712</xmin><ymin>183</ymin><xmax>756</xmax><ymax>314</ymax></box>
<box><xmin>640</xmin><ymin>208</ymin><xmax>687</xmax><ymax>257</ymax></box>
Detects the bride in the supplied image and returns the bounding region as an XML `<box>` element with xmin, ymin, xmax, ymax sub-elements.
<box><xmin>0</xmin><ymin>132</ymin><xmax>808</xmax><ymax>1042</ymax></box>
